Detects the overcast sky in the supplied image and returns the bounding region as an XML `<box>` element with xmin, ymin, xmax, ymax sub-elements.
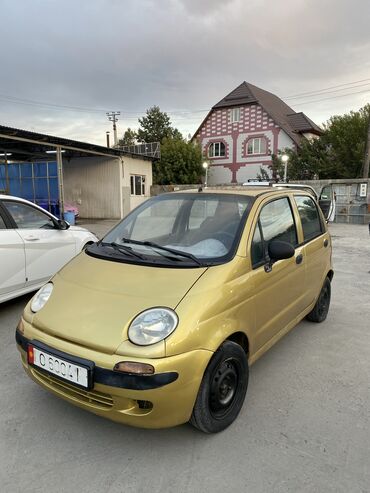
<box><xmin>1</xmin><ymin>0</ymin><xmax>369</xmax><ymax>146</ymax></box>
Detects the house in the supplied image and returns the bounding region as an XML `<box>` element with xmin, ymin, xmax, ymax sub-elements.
<box><xmin>193</xmin><ymin>81</ymin><xmax>322</xmax><ymax>184</ymax></box>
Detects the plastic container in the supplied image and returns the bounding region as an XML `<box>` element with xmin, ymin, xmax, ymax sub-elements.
<box><xmin>63</xmin><ymin>211</ymin><xmax>75</xmax><ymax>225</ymax></box>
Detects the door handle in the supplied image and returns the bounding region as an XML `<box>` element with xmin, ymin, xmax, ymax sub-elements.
<box><xmin>24</xmin><ymin>236</ymin><xmax>40</xmax><ymax>241</ymax></box>
<box><xmin>324</xmin><ymin>239</ymin><xmax>329</xmax><ymax>247</ymax></box>
<box><xmin>296</xmin><ymin>253</ymin><xmax>303</xmax><ymax>265</ymax></box>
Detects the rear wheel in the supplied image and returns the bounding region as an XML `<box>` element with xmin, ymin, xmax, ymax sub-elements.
<box><xmin>190</xmin><ymin>341</ymin><xmax>248</xmax><ymax>433</ymax></box>
<box><xmin>306</xmin><ymin>277</ymin><xmax>331</xmax><ymax>323</ymax></box>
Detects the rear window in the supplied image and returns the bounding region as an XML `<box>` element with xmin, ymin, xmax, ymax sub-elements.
<box><xmin>294</xmin><ymin>195</ymin><xmax>323</xmax><ymax>242</ymax></box>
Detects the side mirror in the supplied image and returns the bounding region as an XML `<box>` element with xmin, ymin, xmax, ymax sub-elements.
<box><xmin>265</xmin><ymin>240</ymin><xmax>295</xmax><ymax>272</ymax></box>
<box><xmin>57</xmin><ymin>219</ymin><xmax>70</xmax><ymax>230</ymax></box>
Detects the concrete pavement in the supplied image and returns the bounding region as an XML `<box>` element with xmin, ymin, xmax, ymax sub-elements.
<box><xmin>0</xmin><ymin>222</ymin><xmax>369</xmax><ymax>492</ymax></box>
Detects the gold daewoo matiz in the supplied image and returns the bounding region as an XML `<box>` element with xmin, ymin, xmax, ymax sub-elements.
<box><xmin>16</xmin><ymin>187</ymin><xmax>333</xmax><ymax>433</ymax></box>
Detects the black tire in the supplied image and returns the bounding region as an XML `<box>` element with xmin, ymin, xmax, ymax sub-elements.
<box><xmin>306</xmin><ymin>277</ymin><xmax>331</xmax><ymax>323</ymax></box>
<box><xmin>190</xmin><ymin>341</ymin><xmax>248</xmax><ymax>433</ymax></box>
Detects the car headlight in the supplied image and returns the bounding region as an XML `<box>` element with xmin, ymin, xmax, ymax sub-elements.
<box><xmin>128</xmin><ymin>308</ymin><xmax>178</xmax><ymax>346</ymax></box>
<box><xmin>31</xmin><ymin>283</ymin><xmax>53</xmax><ymax>313</ymax></box>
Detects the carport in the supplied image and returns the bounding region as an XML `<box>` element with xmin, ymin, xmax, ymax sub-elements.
<box><xmin>0</xmin><ymin>125</ymin><xmax>154</xmax><ymax>219</ymax></box>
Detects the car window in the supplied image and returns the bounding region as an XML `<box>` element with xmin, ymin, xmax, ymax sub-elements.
<box><xmin>129</xmin><ymin>199</ymin><xmax>183</xmax><ymax>240</ymax></box>
<box><xmin>259</xmin><ymin>197</ymin><xmax>298</xmax><ymax>247</ymax></box>
<box><xmin>0</xmin><ymin>212</ymin><xmax>6</xmax><ymax>229</ymax></box>
<box><xmin>251</xmin><ymin>221</ymin><xmax>264</xmax><ymax>267</ymax></box>
<box><xmin>250</xmin><ymin>198</ymin><xmax>297</xmax><ymax>269</ymax></box>
<box><xmin>294</xmin><ymin>195</ymin><xmax>323</xmax><ymax>242</ymax></box>
<box><xmin>3</xmin><ymin>201</ymin><xmax>55</xmax><ymax>229</ymax></box>
<box><xmin>188</xmin><ymin>199</ymin><xmax>218</xmax><ymax>230</ymax></box>
<box><xmin>320</xmin><ymin>186</ymin><xmax>331</xmax><ymax>200</ymax></box>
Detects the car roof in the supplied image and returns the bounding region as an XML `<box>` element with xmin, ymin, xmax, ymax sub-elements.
<box><xmin>0</xmin><ymin>194</ymin><xmax>32</xmax><ymax>202</ymax></box>
<box><xmin>170</xmin><ymin>186</ymin><xmax>313</xmax><ymax>198</ymax></box>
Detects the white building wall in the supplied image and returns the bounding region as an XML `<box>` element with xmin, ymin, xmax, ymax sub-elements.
<box><xmin>122</xmin><ymin>156</ymin><xmax>153</xmax><ymax>213</ymax></box>
<box><xmin>63</xmin><ymin>155</ymin><xmax>153</xmax><ymax>219</ymax></box>
<box><xmin>63</xmin><ymin>156</ymin><xmax>121</xmax><ymax>219</ymax></box>
<box><xmin>278</xmin><ymin>131</ymin><xmax>295</xmax><ymax>150</ymax></box>
<box><xmin>236</xmin><ymin>163</ymin><xmax>272</xmax><ymax>183</ymax></box>
<box><xmin>208</xmin><ymin>166</ymin><xmax>232</xmax><ymax>185</ymax></box>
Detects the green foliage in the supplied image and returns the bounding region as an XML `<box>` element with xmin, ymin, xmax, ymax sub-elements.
<box><xmin>137</xmin><ymin>106</ymin><xmax>182</xmax><ymax>143</ymax></box>
<box><xmin>153</xmin><ymin>138</ymin><xmax>204</xmax><ymax>185</ymax></box>
<box><xmin>284</xmin><ymin>104</ymin><xmax>370</xmax><ymax>179</ymax></box>
<box><xmin>117</xmin><ymin>128</ymin><xmax>137</xmax><ymax>147</ymax></box>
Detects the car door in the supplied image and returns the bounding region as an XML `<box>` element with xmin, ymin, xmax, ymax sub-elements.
<box><xmin>2</xmin><ymin>199</ymin><xmax>76</xmax><ymax>287</ymax></box>
<box><xmin>249</xmin><ymin>196</ymin><xmax>306</xmax><ymax>351</ymax></box>
<box><xmin>293</xmin><ymin>194</ymin><xmax>331</xmax><ymax>306</ymax></box>
<box><xmin>0</xmin><ymin>203</ymin><xmax>26</xmax><ymax>299</ymax></box>
<box><xmin>319</xmin><ymin>185</ymin><xmax>336</xmax><ymax>222</ymax></box>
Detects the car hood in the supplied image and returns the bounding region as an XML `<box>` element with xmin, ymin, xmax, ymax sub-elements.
<box><xmin>68</xmin><ymin>225</ymin><xmax>90</xmax><ymax>233</ymax></box>
<box><xmin>32</xmin><ymin>252</ymin><xmax>207</xmax><ymax>354</ymax></box>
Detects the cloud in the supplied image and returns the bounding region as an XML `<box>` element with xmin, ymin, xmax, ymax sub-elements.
<box><xmin>0</xmin><ymin>0</ymin><xmax>369</xmax><ymax>142</ymax></box>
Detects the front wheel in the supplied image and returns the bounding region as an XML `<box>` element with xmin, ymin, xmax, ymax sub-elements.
<box><xmin>190</xmin><ymin>341</ymin><xmax>248</xmax><ymax>433</ymax></box>
<box><xmin>306</xmin><ymin>277</ymin><xmax>331</xmax><ymax>323</ymax></box>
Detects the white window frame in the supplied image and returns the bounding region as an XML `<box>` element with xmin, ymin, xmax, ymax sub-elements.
<box><xmin>130</xmin><ymin>175</ymin><xmax>146</xmax><ymax>196</ymax></box>
<box><xmin>230</xmin><ymin>107</ymin><xmax>240</xmax><ymax>123</ymax></box>
<box><xmin>247</xmin><ymin>137</ymin><xmax>266</xmax><ymax>155</ymax></box>
<box><xmin>208</xmin><ymin>142</ymin><xmax>226</xmax><ymax>158</ymax></box>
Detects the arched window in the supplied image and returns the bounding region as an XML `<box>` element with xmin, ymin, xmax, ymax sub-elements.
<box><xmin>247</xmin><ymin>137</ymin><xmax>267</xmax><ymax>155</ymax></box>
<box><xmin>208</xmin><ymin>142</ymin><xmax>226</xmax><ymax>158</ymax></box>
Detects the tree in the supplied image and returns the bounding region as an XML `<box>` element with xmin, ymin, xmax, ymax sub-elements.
<box><xmin>137</xmin><ymin>105</ymin><xmax>182</xmax><ymax>143</ymax></box>
<box><xmin>153</xmin><ymin>138</ymin><xmax>203</xmax><ymax>185</ymax></box>
<box><xmin>281</xmin><ymin>104</ymin><xmax>370</xmax><ymax>179</ymax></box>
<box><xmin>117</xmin><ymin>128</ymin><xmax>137</xmax><ymax>147</ymax></box>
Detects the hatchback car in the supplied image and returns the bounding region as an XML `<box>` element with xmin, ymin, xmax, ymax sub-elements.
<box><xmin>16</xmin><ymin>187</ymin><xmax>333</xmax><ymax>433</ymax></box>
<box><xmin>0</xmin><ymin>195</ymin><xmax>97</xmax><ymax>303</ymax></box>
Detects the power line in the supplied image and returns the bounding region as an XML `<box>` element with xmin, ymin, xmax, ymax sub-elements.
<box><xmin>292</xmin><ymin>88</ymin><xmax>370</xmax><ymax>106</ymax></box>
<box><xmin>0</xmin><ymin>75</ymin><xmax>369</xmax><ymax>119</ymax></box>
<box><xmin>284</xmin><ymin>77</ymin><xmax>370</xmax><ymax>99</ymax></box>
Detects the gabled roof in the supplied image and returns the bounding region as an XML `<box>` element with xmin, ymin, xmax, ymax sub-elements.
<box><xmin>194</xmin><ymin>81</ymin><xmax>323</xmax><ymax>146</ymax></box>
<box><xmin>286</xmin><ymin>112</ymin><xmax>322</xmax><ymax>134</ymax></box>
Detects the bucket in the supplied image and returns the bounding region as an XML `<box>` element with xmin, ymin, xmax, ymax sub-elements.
<box><xmin>63</xmin><ymin>211</ymin><xmax>75</xmax><ymax>225</ymax></box>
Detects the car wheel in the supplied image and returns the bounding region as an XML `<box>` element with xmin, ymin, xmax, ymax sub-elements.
<box><xmin>306</xmin><ymin>277</ymin><xmax>331</xmax><ymax>323</ymax></box>
<box><xmin>190</xmin><ymin>341</ymin><xmax>248</xmax><ymax>433</ymax></box>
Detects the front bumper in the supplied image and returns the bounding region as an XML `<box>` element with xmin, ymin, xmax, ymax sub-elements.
<box><xmin>16</xmin><ymin>325</ymin><xmax>212</xmax><ymax>429</ymax></box>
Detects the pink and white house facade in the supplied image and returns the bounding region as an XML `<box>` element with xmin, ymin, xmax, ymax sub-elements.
<box><xmin>193</xmin><ymin>81</ymin><xmax>322</xmax><ymax>184</ymax></box>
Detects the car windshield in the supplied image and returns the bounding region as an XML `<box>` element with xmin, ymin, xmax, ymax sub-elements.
<box><xmin>99</xmin><ymin>193</ymin><xmax>253</xmax><ymax>266</ymax></box>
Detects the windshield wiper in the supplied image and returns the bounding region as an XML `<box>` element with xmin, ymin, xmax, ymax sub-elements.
<box><xmin>103</xmin><ymin>241</ymin><xmax>146</xmax><ymax>260</ymax></box>
<box><xmin>120</xmin><ymin>237</ymin><xmax>203</xmax><ymax>266</ymax></box>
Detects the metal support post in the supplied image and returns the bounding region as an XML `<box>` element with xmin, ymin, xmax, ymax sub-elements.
<box><xmin>56</xmin><ymin>146</ymin><xmax>65</xmax><ymax>219</ymax></box>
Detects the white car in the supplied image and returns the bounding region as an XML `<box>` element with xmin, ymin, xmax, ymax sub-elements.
<box><xmin>0</xmin><ymin>195</ymin><xmax>98</xmax><ymax>303</ymax></box>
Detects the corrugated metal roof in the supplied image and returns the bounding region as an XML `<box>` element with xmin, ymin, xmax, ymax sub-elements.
<box><xmin>0</xmin><ymin>124</ymin><xmax>153</xmax><ymax>161</ymax></box>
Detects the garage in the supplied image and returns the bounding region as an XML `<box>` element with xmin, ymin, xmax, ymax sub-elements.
<box><xmin>0</xmin><ymin>125</ymin><xmax>154</xmax><ymax>219</ymax></box>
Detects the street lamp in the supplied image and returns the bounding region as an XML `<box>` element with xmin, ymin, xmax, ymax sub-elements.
<box><xmin>203</xmin><ymin>161</ymin><xmax>209</xmax><ymax>187</ymax></box>
<box><xmin>281</xmin><ymin>154</ymin><xmax>289</xmax><ymax>182</ymax></box>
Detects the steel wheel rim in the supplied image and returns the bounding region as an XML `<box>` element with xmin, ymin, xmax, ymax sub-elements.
<box><xmin>318</xmin><ymin>285</ymin><xmax>330</xmax><ymax>318</ymax></box>
<box><xmin>209</xmin><ymin>358</ymin><xmax>239</xmax><ymax>419</ymax></box>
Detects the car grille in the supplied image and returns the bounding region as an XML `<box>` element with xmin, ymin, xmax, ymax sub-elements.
<box><xmin>32</xmin><ymin>367</ymin><xmax>114</xmax><ymax>410</ymax></box>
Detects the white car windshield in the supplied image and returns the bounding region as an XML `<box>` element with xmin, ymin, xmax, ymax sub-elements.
<box><xmin>102</xmin><ymin>193</ymin><xmax>252</xmax><ymax>264</ymax></box>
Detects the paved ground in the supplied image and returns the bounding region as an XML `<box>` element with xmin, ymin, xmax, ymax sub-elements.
<box><xmin>0</xmin><ymin>222</ymin><xmax>369</xmax><ymax>492</ymax></box>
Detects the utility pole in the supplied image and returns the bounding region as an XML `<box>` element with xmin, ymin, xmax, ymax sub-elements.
<box><xmin>363</xmin><ymin>117</ymin><xmax>370</xmax><ymax>178</ymax></box>
<box><xmin>106</xmin><ymin>111</ymin><xmax>120</xmax><ymax>146</ymax></box>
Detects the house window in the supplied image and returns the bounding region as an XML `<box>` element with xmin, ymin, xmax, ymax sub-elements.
<box><xmin>130</xmin><ymin>175</ymin><xmax>146</xmax><ymax>196</ymax></box>
<box><xmin>208</xmin><ymin>142</ymin><xmax>226</xmax><ymax>158</ymax></box>
<box><xmin>247</xmin><ymin>137</ymin><xmax>267</xmax><ymax>155</ymax></box>
<box><xmin>230</xmin><ymin>108</ymin><xmax>240</xmax><ymax>123</ymax></box>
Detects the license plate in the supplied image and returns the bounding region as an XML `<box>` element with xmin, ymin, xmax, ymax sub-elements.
<box><xmin>28</xmin><ymin>345</ymin><xmax>90</xmax><ymax>389</ymax></box>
